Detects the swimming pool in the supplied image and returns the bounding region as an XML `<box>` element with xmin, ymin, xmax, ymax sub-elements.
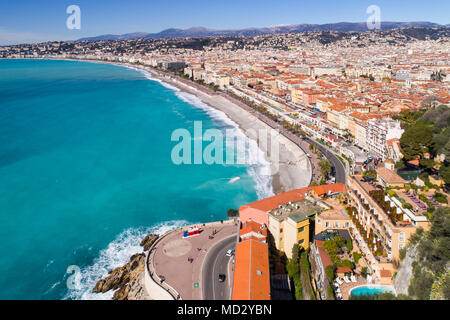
<box><xmin>349</xmin><ymin>285</ymin><xmax>396</xmax><ymax>297</ymax></box>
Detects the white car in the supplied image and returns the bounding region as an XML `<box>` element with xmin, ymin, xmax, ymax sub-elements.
<box><xmin>226</xmin><ymin>249</ymin><xmax>234</xmax><ymax>257</ymax></box>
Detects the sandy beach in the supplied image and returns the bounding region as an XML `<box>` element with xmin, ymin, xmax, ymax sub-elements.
<box><xmin>40</xmin><ymin>58</ymin><xmax>312</xmax><ymax>194</ymax></box>
<box><xmin>137</xmin><ymin>66</ymin><xmax>312</xmax><ymax>194</ymax></box>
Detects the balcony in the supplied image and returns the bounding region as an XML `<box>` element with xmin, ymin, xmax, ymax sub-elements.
<box><xmin>347</xmin><ymin>206</ymin><xmax>390</xmax><ymax>261</ymax></box>
<box><xmin>367</xmin><ymin>189</ymin><xmax>404</xmax><ymax>226</ymax></box>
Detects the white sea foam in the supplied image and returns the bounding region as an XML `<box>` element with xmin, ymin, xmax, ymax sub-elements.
<box><xmin>140</xmin><ymin>69</ymin><xmax>181</xmax><ymax>92</ymax></box>
<box><xmin>174</xmin><ymin>91</ymin><xmax>274</xmax><ymax>199</ymax></box>
<box><xmin>118</xmin><ymin>65</ymin><xmax>180</xmax><ymax>91</ymax></box>
<box><xmin>228</xmin><ymin>177</ymin><xmax>240</xmax><ymax>184</ymax></box>
<box><xmin>63</xmin><ymin>220</ymin><xmax>189</xmax><ymax>300</ymax></box>
<box><xmin>124</xmin><ymin>66</ymin><xmax>274</xmax><ymax>199</ymax></box>
<box><xmin>61</xmin><ymin>65</ymin><xmax>273</xmax><ymax>301</ymax></box>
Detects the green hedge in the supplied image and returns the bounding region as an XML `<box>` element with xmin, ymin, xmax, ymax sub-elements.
<box><xmin>293</xmin><ymin>273</ymin><xmax>303</xmax><ymax>300</ymax></box>
<box><xmin>353</xmin><ymin>252</ymin><xmax>363</xmax><ymax>264</ymax></box>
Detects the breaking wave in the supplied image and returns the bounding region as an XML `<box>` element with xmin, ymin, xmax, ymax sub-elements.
<box><xmin>64</xmin><ymin>220</ymin><xmax>189</xmax><ymax>300</ymax></box>
<box><xmin>174</xmin><ymin>90</ymin><xmax>274</xmax><ymax>199</ymax></box>
<box><xmin>123</xmin><ymin>65</ymin><xmax>274</xmax><ymax>199</ymax></box>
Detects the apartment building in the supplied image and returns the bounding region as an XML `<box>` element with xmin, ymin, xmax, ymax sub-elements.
<box><xmin>161</xmin><ymin>61</ymin><xmax>187</xmax><ymax>70</ymax></box>
<box><xmin>346</xmin><ymin>174</ymin><xmax>430</xmax><ymax>276</ymax></box>
<box><xmin>326</xmin><ymin>105</ymin><xmax>347</xmax><ymax>133</ymax></box>
<box><xmin>315</xmin><ymin>197</ymin><xmax>352</xmax><ymax>235</ymax></box>
<box><xmin>386</xmin><ymin>138</ymin><xmax>403</xmax><ymax>163</ymax></box>
<box><xmin>376</xmin><ymin>166</ymin><xmax>407</xmax><ymax>188</ymax></box>
<box><xmin>239</xmin><ymin>184</ymin><xmax>347</xmax><ymax>259</ymax></box>
<box><xmin>268</xmin><ymin>200</ymin><xmax>318</xmax><ymax>256</ymax></box>
<box><xmin>366</xmin><ymin>118</ymin><xmax>404</xmax><ymax>160</ymax></box>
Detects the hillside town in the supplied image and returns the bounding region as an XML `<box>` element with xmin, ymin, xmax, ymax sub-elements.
<box><xmin>3</xmin><ymin>27</ymin><xmax>449</xmax><ymax>300</ymax></box>
<box><xmin>2</xmin><ymin>28</ymin><xmax>449</xmax><ymax>169</ymax></box>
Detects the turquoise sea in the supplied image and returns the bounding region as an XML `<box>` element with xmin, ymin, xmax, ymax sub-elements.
<box><xmin>0</xmin><ymin>59</ymin><xmax>272</xmax><ymax>299</ymax></box>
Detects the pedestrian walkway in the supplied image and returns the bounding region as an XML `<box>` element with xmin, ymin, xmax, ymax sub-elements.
<box><xmin>145</xmin><ymin>219</ymin><xmax>238</xmax><ymax>300</ymax></box>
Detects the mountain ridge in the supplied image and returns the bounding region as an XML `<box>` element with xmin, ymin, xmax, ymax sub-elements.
<box><xmin>77</xmin><ymin>21</ymin><xmax>449</xmax><ymax>41</ymax></box>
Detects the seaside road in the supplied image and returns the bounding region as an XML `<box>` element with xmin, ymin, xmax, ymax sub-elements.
<box><xmin>304</xmin><ymin>137</ymin><xmax>346</xmax><ymax>184</ymax></box>
<box><xmin>202</xmin><ymin>235</ymin><xmax>236</xmax><ymax>300</ymax></box>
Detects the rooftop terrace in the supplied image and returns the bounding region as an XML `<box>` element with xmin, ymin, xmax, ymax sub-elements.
<box><xmin>268</xmin><ymin>198</ymin><xmax>323</xmax><ymax>222</ymax></box>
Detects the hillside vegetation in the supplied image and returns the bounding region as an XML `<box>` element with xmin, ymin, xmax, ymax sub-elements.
<box><xmin>406</xmin><ymin>207</ymin><xmax>450</xmax><ymax>299</ymax></box>
<box><xmin>398</xmin><ymin>105</ymin><xmax>450</xmax><ymax>186</ymax></box>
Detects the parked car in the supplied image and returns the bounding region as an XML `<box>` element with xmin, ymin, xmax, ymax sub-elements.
<box><xmin>226</xmin><ymin>249</ymin><xmax>234</xmax><ymax>257</ymax></box>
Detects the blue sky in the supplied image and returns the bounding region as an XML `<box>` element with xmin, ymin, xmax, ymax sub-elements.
<box><xmin>0</xmin><ymin>0</ymin><xmax>449</xmax><ymax>45</ymax></box>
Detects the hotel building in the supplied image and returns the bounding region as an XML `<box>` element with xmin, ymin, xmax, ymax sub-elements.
<box><xmin>239</xmin><ymin>184</ymin><xmax>347</xmax><ymax>259</ymax></box>
<box><xmin>346</xmin><ymin>173</ymin><xmax>430</xmax><ymax>278</ymax></box>
<box><xmin>366</xmin><ymin>118</ymin><xmax>404</xmax><ymax>160</ymax></box>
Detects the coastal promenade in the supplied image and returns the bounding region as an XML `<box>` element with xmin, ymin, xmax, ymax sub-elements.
<box><xmin>145</xmin><ymin>219</ymin><xmax>238</xmax><ymax>300</ymax></box>
<box><xmin>147</xmin><ymin>67</ymin><xmax>314</xmax><ymax>191</ymax></box>
<box><xmin>146</xmin><ymin>67</ymin><xmax>349</xmax><ymax>186</ymax></box>
<box><xmin>30</xmin><ymin>57</ymin><xmax>315</xmax><ymax>192</ymax></box>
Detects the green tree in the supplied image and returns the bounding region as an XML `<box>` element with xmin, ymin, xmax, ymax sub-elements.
<box><xmin>440</xmin><ymin>139</ymin><xmax>450</xmax><ymax>160</ymax></box>
<box><xmin>294</xmin><ymin>274</ymin><xmax>303</xmax><ymax>300</ymax></box>
<box><xmin>292</xmin><ymin>244</ymin><xmax>300</xmax><ymax>264</ymax></box>
<box><xmin>323</xmin><ymin>240</ymin><xmax>339</xmax><ymax>257</ymax></box>
<box><xmin>408</xmin><ymin>207</ymin><xmax>450</xmax><ymax>299</ymax></box>
<box><xmin>433</xmin><ymin>128</ymin><xmax>450</xmax><ymax>156</ymax></box>
<box><xmin>400</xmin><ymin>122</ymin><xmax>435</xmax><ymax>160</ymax></box>
<box><xmin>325</xmin><ymin>265</ymin><xmax>336</xmax><ymax>284</ymax></box>
<box><xmin>300</xmin><ymin>250</ymin><xmax>310</xmax><ymax>271</ymax></box>
<box><xmin>346</xmin><ymin>238</ymin><xmax>353</xmax><ymax>252</ymax></box>
<box><xmin>421</xmin><ymin>104</ymin><xmax>450</xmax><ymax>128</ymax></box>
<box><xmin>319</xmin><ymin>159</ymin><xmax>332</xmax><ymax>180</ymax></box>
<box><xmin>361</xmin><ymin>267</ymin><xmax>369</xmax><ymax>277</ymax></box>
<box><xmin>286</xmin><ymin>259</ymin><xmax>299</xmax><ymax>278</ymax></box>
<box><xmin>339</xmin><ymin>259</ymin><xmax>355</xmax><ymax>269</ymax></box>
<box><xmin>434</xmin><ymin>193</ymin><xmax>448</xmax><ymax>204</ymax></box>
<box><xmin>408</xmin><ymin>267</ymin><xmax>434</xmax><ymax>299</ymax></box>
<box><xmin>353</xmin><ymin>252</ymin><xmax>363</xmax><ymax>264</ymax></box>
<box><xmin>440</xmin><ymin>164</ymin><xmax>450</xmax><ymax>185</ymax></box>
<box><xmin>227</xmin><ymin>208</ymin><xmax>238</xmax><ymax>217</ymax></box>
<box><xmin>327</xmin><ymin>285</ymin><xmax>334</xmax><ymax>300</ymax></box>
<box><xmin>393</xmin><ymin>109</ymin><xmax>425</xmax><ymax>128</ymax></box>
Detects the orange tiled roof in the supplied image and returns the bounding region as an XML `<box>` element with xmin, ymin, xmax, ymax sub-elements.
<box><xmin>241</xmin><ymin>184</ymin><xmax>347</xmax><ymax>212</ymax></box>
<box><xmin>387</xmin><ymin>138</ymin><xmax>398</xmax><ymax>147</ymax></box>
<box><xmin>315</xmin><ymin>240</ymin><xmax>333</xmax><ymax>269</ymax></box>
<box><xmin>336</xmin><ymin>267</ymin><xmax>353</xmax><ymax>274</ymax></box>
<box><xmin>376</xmin><ymin>167</ymin><xmax>406</xmax><ymax>184</ymax></box>
<box><xmin>232</xmin><ymin>239</ymin><xmax>271</xmax><ymax>300</ymax></box>
<box><xmin>380</xmin><ymin>270</ymin><xmax>392</xmax><ymax>278</ymax></box>
<box><xmin>240</xmin><ymin>220</ymin><xmax>268</xmax><ymax>239</ymax></box>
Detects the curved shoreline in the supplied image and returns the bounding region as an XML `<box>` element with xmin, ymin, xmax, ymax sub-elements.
<box><xmin>3</xmin><ymin>57</ymin><xmax>312</xmax><ymax>194</ymax></box>
<box><xmin>115</xmin><ymin>61</ymin><xmax>312</xmax><ymax>193</ymax></box>
<box><xmin>0</xmin><ymin>58</ymin><xmax>311</xmax><ymax>300</ymax></box>
<box><xmin>140</xmin><ymin>65</ymin><xmax>313</xmax><ymax>193</ymax></box>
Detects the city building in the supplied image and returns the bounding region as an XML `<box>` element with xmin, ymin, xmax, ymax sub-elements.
<box><xmin>232</xmin><ymin>219</ymin><xmax>271</xmax><ymax>300</ymax></box>
<box><xmin>366</xmin><ymin>118</ymin><xmax>404</xmax><ymax>160</ymax></box>
<box><xmin>315</xmin><ymin>197</ymin><xmax>352</xmax><ymax>235</ymax></box>
<box><xmin>239</xmin><ymin>184</ymin><xmax>347</xmax><ymax>258</ymax></box>
<box><xmin>346</xmin><ymin>174</ymin><xmax>430</xmax><ymax>279</ymax></box>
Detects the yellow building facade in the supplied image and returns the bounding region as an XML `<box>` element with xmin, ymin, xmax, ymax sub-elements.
<box><xmin>268</xmin><ymin>211</ymin><xmax>312</xmax><ymax>259</ymax></box>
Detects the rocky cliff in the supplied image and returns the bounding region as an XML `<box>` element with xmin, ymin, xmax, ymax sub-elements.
<box><xmin>93</xmin><ymin>234</ymin><xmax>158</xmax><ymax>300</ymax></box>
<box><xmin>394</xmin><ymin>244</ymin><xmax>418</xmax><ymax>295</ymax></box>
